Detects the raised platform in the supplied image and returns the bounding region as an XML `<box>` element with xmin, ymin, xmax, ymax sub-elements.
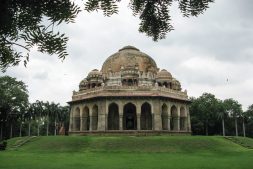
<box><xmin>69</xmin><ymin>130</ymin><xmax>191</xmax><ymax>136</ymax></box>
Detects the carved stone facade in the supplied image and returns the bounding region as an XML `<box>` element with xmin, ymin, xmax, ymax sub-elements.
<box><xmin>68</xmin><ymin>46</ymin><xmax>191</xmax><ymax>134</ymax></box>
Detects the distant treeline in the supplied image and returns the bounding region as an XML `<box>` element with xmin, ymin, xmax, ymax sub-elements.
<box><xmin>190</xmin><ymin>93</ymin><xmax>253</xmax><ymax>137</ymax></box>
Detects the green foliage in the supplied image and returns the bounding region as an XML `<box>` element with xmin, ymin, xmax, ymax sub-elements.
<box><xmin>0</xmin><ymin>76</ymin><xmax>29</xmax><ymax>139</ymax></box>
<box><xmin>0</xmin><ymin>0</ymin><xmax>80</xmax><ymax>71</ymax></box>
<box><xmin>0</xmin><ymin>140</ymin><xmax>7</xmax><ymax>150</ymax></box>
<box><xmin>190</xmin><ymin>93</ymin><xmax>221</xmax><ymax>135</ymax></box>
<box><xmin>223</xmin><ymin>98</ymin><xmax>243</xmax><ymax>118</ymax></box>
<box><xmin>190</xmin><ymin>93</ymin><xmax>251</xmax><ymax>137</ymax></box>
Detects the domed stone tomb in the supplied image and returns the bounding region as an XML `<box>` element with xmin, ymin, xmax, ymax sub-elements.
<box><xmin>68</xmin><ymin>46</ymin><xmax>191</xmax><ymax>134</ymax></box>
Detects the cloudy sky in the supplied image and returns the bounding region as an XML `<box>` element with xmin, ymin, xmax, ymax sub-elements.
<box><xmin>1</xmin><ymin>0</ymin><xmax>253</xmax><ymax>110</ymax></box>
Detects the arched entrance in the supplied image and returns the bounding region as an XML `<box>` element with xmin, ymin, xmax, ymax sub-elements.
<box><xmin>108</xmin><ymin>103</ymin><xmax>119</xmax><ymax>130</ymax></box>
<box><xmin>171</xmin><ymin>105</ymin><xmax>178</xmax><ymax>131</ymax></box>
<box><xmin>161</xmin><ymin>104</ymin><xmax>168</xmax><ymax>130</ymax></box>
<box><xmin>141</xmin><ymin>102</ymin><xmax>152</xmax><ymax>130</ymax></box>
<box><xmin>74</xmin><ymin>107</ymin><xmax>80</xmax><ymax>131</ymax></box>
<box><xmin>180</xmin><ymin>107</ymin><xmax>187</xmax><ymax>130</ymax></box>
<box><xmin>82</xmin><ymin>106</ymin><xmax>90</xmax><ymax>131</ymax></box>
<box><xmin>123</xmin><ymin>103</ymin><xmax>137</xmax><ymax>130</ymax></box>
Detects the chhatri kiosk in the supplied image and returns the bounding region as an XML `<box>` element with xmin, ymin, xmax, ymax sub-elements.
<box><xmin>68</xmin><ymin>46</ymin><xmax>191</xmax><ymax>135</ymax></box>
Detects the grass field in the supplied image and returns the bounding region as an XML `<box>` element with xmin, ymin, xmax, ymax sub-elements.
<box><xmin>0</xmin><ymin>136</ymin><xmax>253</xmax><ymax>169</ymax></box>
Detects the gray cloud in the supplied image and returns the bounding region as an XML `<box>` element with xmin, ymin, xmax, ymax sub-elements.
<box><xmin>2</xmin><ymin>0</ymin><xmax>253</xmax><ymax>110</ymax></box>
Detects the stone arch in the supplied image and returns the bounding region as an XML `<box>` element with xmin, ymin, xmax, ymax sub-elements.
<box><xmin>170</xmin><ymin>105</ymin><xmax>179</xmax><ymax>131</ymax></box>
<box><xmin>180</xmin><ymin>106</ymin><xmax>187</xmax><ymax>131</ymax></box>
<box><xmin>82</xmin><ymin>106</ymin><xmax>90</xmax><ymax>131</ymax></box>
<box><xmin>161</xmin><ymin>103</ymin><xmax>168</xmax><ymax>130</ymax></box>
<box><xmin>91</xmin><ymin>105</ymin><xmax>98</xmax><ymax>130</ymax></box>
<box><xmin>74</xmin><ymin>107</ymin><xmax>81</xmax><ymax>131</ymax></box>
<box><xmin>163</xmin><ymin>82</ymin><xmax>168</xmax><ymax>88</ymax></box>
<box><xmin>123</xmin><ymin>102</ymin><xmax>137</xmax><ymax>130</ymax></box>
<box><xmin>141</xmin><ymin>102</ymin><xmax>152</xmax><ymax>130</ymax></box>
<box><xmin>108</xmin><ymin>103</ymin><xmax>119</xmax><ymax>130</ymax></box>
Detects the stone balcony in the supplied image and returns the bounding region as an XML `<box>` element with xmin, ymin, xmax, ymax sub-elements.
<box><xmin>71</xmin><ymin>85</ymin><xmax>189</xmax><ymax>102</ymax></box>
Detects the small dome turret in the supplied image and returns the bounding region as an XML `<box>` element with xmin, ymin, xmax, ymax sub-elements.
<box><xmin>156</xmin><ymin>69</ymin><xmax>172</xmax><ymax>79</ymax></box>
<box><xmin>79</xmin><ymin>78</ymin><xmax>88</xmax><ymax>91</ymax></box>
<box><xmin>172</xmin><ymin>78</ymin><xmax>181</xmax><ymax>91</ymax></box>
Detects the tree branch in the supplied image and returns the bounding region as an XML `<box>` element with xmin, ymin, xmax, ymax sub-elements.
<box><xmin>5</xmin><ymin>40</ymin><xmax>30</xmax><ymax>51</ymax></box>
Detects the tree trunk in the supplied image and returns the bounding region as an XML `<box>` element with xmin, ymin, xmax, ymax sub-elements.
<box><xmin>205</xmin><ymin>119</ymin><xmax>209</xmax><ymax>136</ymax></box>
<box><xmin>19</xmin><ymin>123</ymin><xmax>22</xmax><ymax>137</ymax></box>
<box><xmin>222</xmin><ymin>118</ymin><xmax>225</xmax><ymax>136</ymax></box>
<box><xmin>37</xmin><ymin>123</ymin><xmax>40</xmax><ymax>136</ymax></box>
<box><xmin>242</xmin><ymin>119</ymin><xmax>246</xmax><ymax>137</ymax></box>
<box><xmin>28</xmin><ymin>122</ymin><xmax>31</xmax><ymax>136</ymax></box>
<box><xmin>10</xmin><ymin>123</ymin><xmax>13</xmax><ymax>138</ymax></box>
<box><xmin>46</xmin><ymin>115</ymin><xmax>49</xmax><ymax>136</ymax></box>
<box><xmin>235</xmin><ymin>118</ymin><xmax>238</xmax><ymax>137</ymax></box>
<box><xmin>54</xmin><ymin>119</ymin><xmax>57</xmax><ymax>136</ymax></box>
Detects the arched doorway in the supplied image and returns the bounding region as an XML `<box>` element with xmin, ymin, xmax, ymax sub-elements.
<box><xmin>141</xmin><ymin>102</ymin><xmax>152</xmax><ymax>130</ymax></box>
<box><xmin>161</xmin><ymin>104</ymin><xmax>168</xmax><ymax>130</ymax></box>
<box><xmin>74</xmin><ymin>107</ymin><xmax>80</xmax><ymax>131</ymax></box>
<box><xmin>108</xmin><ymin>103</ymin><xmax>119</xmax><ymax>130</ymax></box>
<box><xmin>123</xmin><ymin>103</ymin><xmax>137</xmax><ymax>130</ymax></box>
<box><xmin>180</xmin><ymin>107</ymin><xmax>187</xmax><ymax>131</ymax></box>
<box><xmin>82</xmin><ymin>106</ymin><xmax>90</xmax><ymax>131</ymax></box>
<box><xmin>171</xmin><ymin>105</ymin><xmax>178</xmax><ymax>131</ymax></box>
<box><xmin>92</xmin><ymin>105</ymin><xmax>98</xmax><ymax>130</ymax></box>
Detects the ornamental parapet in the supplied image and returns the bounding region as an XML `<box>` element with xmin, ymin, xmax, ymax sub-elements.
<box><xmin>72</xmin><ymin>85</ymin><xmax>188</xmax><ymax>102</ymax></box>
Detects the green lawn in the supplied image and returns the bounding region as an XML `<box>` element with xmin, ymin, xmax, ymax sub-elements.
<box><xmin>1</xmin><ymin>136</ymin><xmax>253</xmax><ymax>169</ymax></box>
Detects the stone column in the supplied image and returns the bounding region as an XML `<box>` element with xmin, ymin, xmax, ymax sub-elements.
<box><xmin>98</xmin><ymin>101</ymin><xmax>106</xmax><ymax>131</ymax></box>
<box><xmin>119</xmin><ymin>103</ymin><xmax>123</xmax><ymax>131</ymax></box>
<box><xmin>167</xmin><ymin>116</ymin><xmax>171</xmax><ymax>131</ymax></box>
<box><xmin>136</xmin><ymin>103</ymin><xmax>141</xmax><ymax>130</ymax></box>
<box><xmin>89</xmin><ymin>109</ymin><xmax>93</xmax><ymax>131</ymax></box>
<box><xmin>80</xmin><ymin>108</ymin><xmax>83</xmax><ymax>131</ymax></box>
<box><xmin>119</xmin><ymin>115</ymin><xmax>123</xmax><ymax>130</ymax></box>
<box><xmin>153</xmin><ymin>100</ymin><xmax>161</xmax><ymax>131</ymax></box>
<box><xmin>177</xmin><ymin>117</ymin><xmax>180</xmax><ymax>131</ymax></box>
<box><xmin>137</xmin><ymin>114</ymin><xmax>141</xmax><ymax>130</ymax></box>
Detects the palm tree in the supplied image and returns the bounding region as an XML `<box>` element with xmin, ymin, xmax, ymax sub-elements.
<box><xmin>216</xmin><ymin>100</ymin><xmax>227</xmax><ymax>136</ymax></box>
<box><xmin>243</xmin><ymin>105</ymin><xmax>253</xmax><ymax>137</ymax></box>
<box><xmin>32</xmin><ymin>101</ymin><xmax>44</xmax><ymax>136</ymax></box>
<box><xmin>51</xmin><ymin>103</ymin><xmax>60</xmax><ymax>136</ymax></box>
<box><xmin>241</xmin><ymin>112</ymin><xmax>247</xmax><ymax>137</ymax></box>
<box><xmin>44</xmin><ymin>101</ymin><xmax>51</xmax><ymax>136</ymax></box>
<box><xmin>224</xmin><ymin>99</ymin><xmax>243</xmax><ymax>137</ymax></box>
<box><xmin>58</xmin><ymin>106</ymin><xmax>70</xmax><ymax>135</ymax></box>
<box><xmin>25</xmin><ymin>104</ymin><xmax>34</xmax><ymax>136</ymax></box>
<box><xmin>18</xmin><ymin>113</ymin><xmax>25</xmax><ymax>137</ymax></box>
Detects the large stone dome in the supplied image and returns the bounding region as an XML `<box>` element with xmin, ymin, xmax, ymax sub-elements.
<box><xmin>101</xmin><ymin>46</ymin><xmax>158</xmax><ymax>74</ymax></box>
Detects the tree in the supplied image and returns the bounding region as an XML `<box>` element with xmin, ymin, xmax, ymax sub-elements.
<box><xmin>0</xmin><ymin>0</ymin><xmax>80</xmax><ymax>71</ymax></box>
<box><xmin>223</xmin><ymin>98</ymin><xmax>243</xmax><ymax>137</ymax></box>
<box><xmin>58</xmin><ymin>105</ymin><xmax>70</xmax><ymax>135</ymax></box>
<box><xmin>189</xmin><ymin>97</ymin><xmax>205</xmax><ymax>135</ymax></box>
<box><xmin>197</xmin><ymin>93</ymin><xmax>219</xmax><ymax>136</ymax></box>
<box><xmin>216</xmin><ymin>100</ymin><xmax>227</xmax><ymax>136</ymax></box>
<box><xmin>244</xmin><ymin>104</ymin><xmax>253</xmax><ymax>137</ymax></box>
<box><xmin>44</xmin><ymin>101</ymin><xmax>51</xmax><ymax>136</ymax></box>
<box><xmin>0</xmin><ymin>76</ymin><xmax>29</xmax><ymax>139</ymax></box>
<box><xmin>0</xmin><ymin>0</ymin><xmax>214</xmax><ymax>71</ymax></box>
